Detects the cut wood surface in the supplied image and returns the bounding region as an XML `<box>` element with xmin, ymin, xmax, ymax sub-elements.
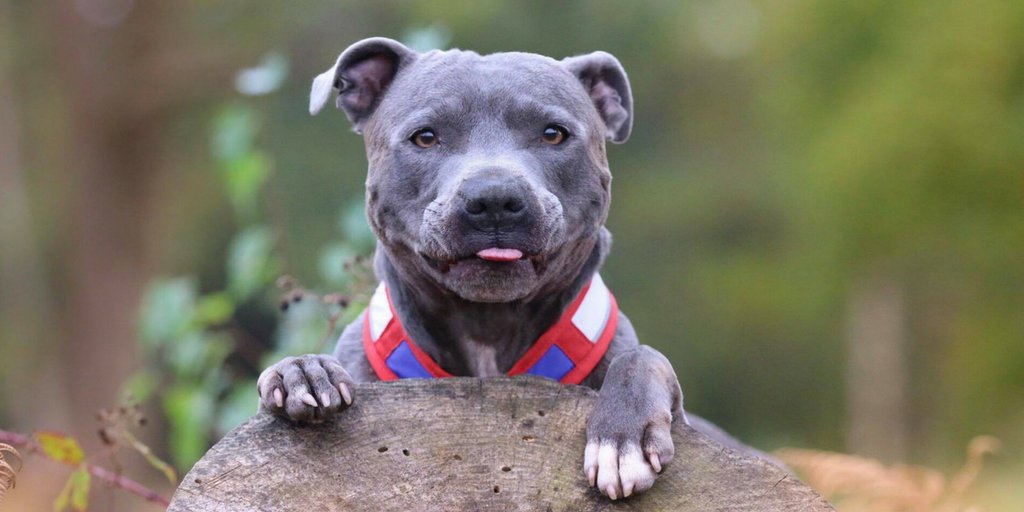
<box><xmin>169</xmin><ymin>376</ymin><xmax>833</xmax><ymax>511</ymax></box>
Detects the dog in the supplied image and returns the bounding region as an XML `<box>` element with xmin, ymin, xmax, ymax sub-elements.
<box><xmin>257</xmin><ymin>37</ymin><xmax>729</xmax><ymax>500</ymax></box>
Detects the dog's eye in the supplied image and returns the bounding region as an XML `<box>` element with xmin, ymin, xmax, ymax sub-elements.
<box><xmin>410</xmin><ymin>128</ymin><xmax>438</xmax><ymax>148</ymax></box>
<box><xmin>542</xmin><ymin>125</ymin><xmax>569</xmax><ymax>145</ymax></box>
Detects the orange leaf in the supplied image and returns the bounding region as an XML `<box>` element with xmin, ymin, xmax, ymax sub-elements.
<box><xmin>34</xmin><ymin>432</ymin><xmax>84</xmax><ymax>466</ymax></box>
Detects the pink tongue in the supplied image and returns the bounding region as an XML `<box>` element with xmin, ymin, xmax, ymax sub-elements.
<box><xmin>476</xmin><ymin>248</ymin><xmax>524</xmax><ymax>262</ymax></box>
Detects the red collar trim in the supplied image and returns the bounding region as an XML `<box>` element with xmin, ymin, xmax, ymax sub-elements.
<box><xmin>361</xmin><ymin>274</ymin><xmax>618</xmax><ymax>384</ymax></box>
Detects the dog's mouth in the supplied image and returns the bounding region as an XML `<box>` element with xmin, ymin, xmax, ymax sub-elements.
<box><xmin>421</xmin><ymin>247</ymin><xmax>551</xmax><ymax>274</ymax></box>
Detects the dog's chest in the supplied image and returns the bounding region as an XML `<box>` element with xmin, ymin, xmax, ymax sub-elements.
<box><xmin>459</xmin><ymin>338</ymin><xmax>502</xmax><ymax>377</ymax></box>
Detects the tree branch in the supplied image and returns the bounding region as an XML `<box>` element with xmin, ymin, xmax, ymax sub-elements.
<box><xmin>0</xmin><ymin>429</ymin><xmax>170</xmax><ymax>507</ymax></box>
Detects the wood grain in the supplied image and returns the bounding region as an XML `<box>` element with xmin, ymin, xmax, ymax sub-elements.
<box><xmin>169</xmin><ymin>376</ymin><xmax>833</xmax><ymax>511</ymax></box>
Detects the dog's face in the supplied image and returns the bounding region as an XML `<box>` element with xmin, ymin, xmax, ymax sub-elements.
<box><xmin>310</xmin><ymin>38</ymin><xmax>632</xmax><ymax>302</ymax></box>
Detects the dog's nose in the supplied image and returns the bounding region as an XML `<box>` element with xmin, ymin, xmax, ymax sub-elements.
<box><xmin>459</xmin><ymin>174</ymin><xmax>532</xmax><ymax>230</ymax></box>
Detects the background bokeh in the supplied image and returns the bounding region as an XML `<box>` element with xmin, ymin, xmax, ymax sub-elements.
<box><xmin>1</xmin><ymin>1</ymin><xmax>1022</xmax><ymax>510</ymax></box>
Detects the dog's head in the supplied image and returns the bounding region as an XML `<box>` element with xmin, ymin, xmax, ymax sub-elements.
<box><xmin>310</xmin><ymin>38</ymin><xmax>632</xmax><ymax>303</ymax></box>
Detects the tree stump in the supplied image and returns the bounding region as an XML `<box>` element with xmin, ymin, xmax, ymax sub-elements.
<box><xmin>168</xmin><ymin>377</ymin><xmax>832</xmax><ymax>511</ymax></box>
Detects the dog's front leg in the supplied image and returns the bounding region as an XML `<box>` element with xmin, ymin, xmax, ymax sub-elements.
<box><xmin>585</xmin><ymin>345</ymin><xmax>684</xmax><ymax>500</ymax></box>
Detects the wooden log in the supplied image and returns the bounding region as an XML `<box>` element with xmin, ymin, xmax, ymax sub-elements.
<box><xmin>169</xmin><ymin>376</ymin><xmax>833</xmax><ymax>511</ymax></box>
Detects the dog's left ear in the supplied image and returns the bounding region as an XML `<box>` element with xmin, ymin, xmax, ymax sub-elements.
<box><xmin>309</xmin><ymin>37</ymin><xmax>416</xmax><ymax>133</ymax></box>
<box><xmin>562</xmin><ymin>52</ymin><xmax>633</xmax><ymax>143</ymax></box>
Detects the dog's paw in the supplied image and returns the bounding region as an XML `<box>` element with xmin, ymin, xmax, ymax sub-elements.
<box><xmin>583</xmin><ymin>406</ymin><xmax>674</xmax><ymax>500</ymax></box>
<box><xmin>256</xmin><ymin>354</ymin><xmax>355</xmax><ymax>423</ymax></box>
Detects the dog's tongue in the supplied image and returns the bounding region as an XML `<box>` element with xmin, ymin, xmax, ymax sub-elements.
<box><xmin>476</xmin><ymin>248</ymin><xmax>523</xmax><ymax>262</ymax></box>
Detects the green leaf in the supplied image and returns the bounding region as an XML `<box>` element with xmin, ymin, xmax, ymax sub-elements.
<box><xmin>211</xmin><ymin>104</ymin><xmax>257</xmax><ymax>164</ymax></box>
<box><xmin>34</xmin><ymin>432</ymin><xmax>84</xmax><ymax>465</ymax></box>
<box><xmin>275</xmin><ymin>297</ymin><xmax>328</xmax><ymax>355</ymax></box>
<box><xmin>138</xmin><ymin>277</ymin><xmax>197</xmax><ymax>351</ymax></box>
<box><xmin>164</xmin><ymin>332</ymin><xmax>204</xmax><ymax>379</ymax></box>
<box><xmin>53</xmin><ymin>467</ymin><xmax>90</xmax><ymax>512</ymax></box>
<box><xmin>318</xmin><ymin>242</ymin><xmax>357</xmax><ymax>287</ymax></box>
<box><xmin>216</xmin><ymin>379</ymin><xmax>259</xmax><ymax>436</ymax></box>
<box><xmin>226</xmin><ymin>225</ymin><xmax>278</xmax><ymax>300</ymax></box>
<box><xmin>224</xmin><ymin>150</ymin><xmax>271</xmax><ymax>218</ymax></box>
<box><xmin>164</xmin><ymin>385</ymin><xmax>214</xmax><ymax>471</ymax></box>
<box><xmin>339</xmin><ymin>201</ymin><xmax>376</xmax><ymax>252</ymax></box>
<box><xmin>165</xmin><ymin>332</ymin><xmax>233</xmax><ymax>381</ymax></box>
<box><xmin>195</xmin><ymin>292</ymin><xmax>236</xmax><ymax>326</ymax></box>
<box><xmin>121</xmin><ymin>370</ymin><xmax>158</xmax><ymax>403</ymax></box>
<box><xmin>234</xmin><ymin>51</ymin><xmax>290</xmax><ymax>96</ymax></box>
<box><xmin>69</xmin><ymin>467</ymin><xmax>90</xmax><ymax>511</ymax></box>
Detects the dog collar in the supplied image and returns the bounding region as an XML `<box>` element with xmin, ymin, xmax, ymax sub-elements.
<box><xmin>361</xmin><ymin>274</ymin><xmax>619</xmax><ymax>384</ymax></box>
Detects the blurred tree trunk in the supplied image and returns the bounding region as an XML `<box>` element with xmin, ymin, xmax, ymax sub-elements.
<box><xmin>4</xmin><ymin>3</ymin><xmax>252</xmax><ymax>506</ymax></box>
<box><xmin>844</xmin><ymin>275</ymin><xmax>909</xmax><ymax>463</ymax></box>
<box><xmin>52</xmin><ymin>2</ymin><xmax>172</xmax><ymax>452</ymax></box>
<box><xmin>0</xmin><ymin>4</ymin><xmax>71</xmax><ymax>430</ymax></box>
<box><xmin>48</xmin><ymin>0</ymin><xmax>248</xmax><ymax>451</ymax></box>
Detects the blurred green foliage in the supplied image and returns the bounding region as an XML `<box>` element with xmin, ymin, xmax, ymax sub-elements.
<box><xmin>754</xmin><ymin>0</ymin><xmax>1024</xmax><ymax>458</ymax></box>
<box><xmin>134</xmin><ymin>90</ymin><xmax>374</xmax><ymax>470</ymax></box>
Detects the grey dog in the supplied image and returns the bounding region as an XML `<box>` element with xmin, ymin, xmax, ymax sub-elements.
<box><xmin>257</xmin><ymin>37</ymin><xmax>746</xmax><ymax>500</ymax></box>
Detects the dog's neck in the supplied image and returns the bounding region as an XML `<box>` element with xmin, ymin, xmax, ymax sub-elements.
<box><xmin>373</xmin><ymin>230</ymin><xmax>609</xmax><ymax>376</ymax></box>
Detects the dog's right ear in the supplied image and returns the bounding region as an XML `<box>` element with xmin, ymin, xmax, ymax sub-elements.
<box><xmin>309</xmin><ymin>37</ymin><xmax>415</xmax><ymax>133</ymax></box>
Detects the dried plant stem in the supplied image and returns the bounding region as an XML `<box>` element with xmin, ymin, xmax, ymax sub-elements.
<box><xmin>0</xmin><ymin>429</ymin><xmax>170</xmax><ymax>507</ymax></box>
<box><xmin>0</xmin><ymin>442</ymin><xmax>22</xmax><ymax>503</ymax></box>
